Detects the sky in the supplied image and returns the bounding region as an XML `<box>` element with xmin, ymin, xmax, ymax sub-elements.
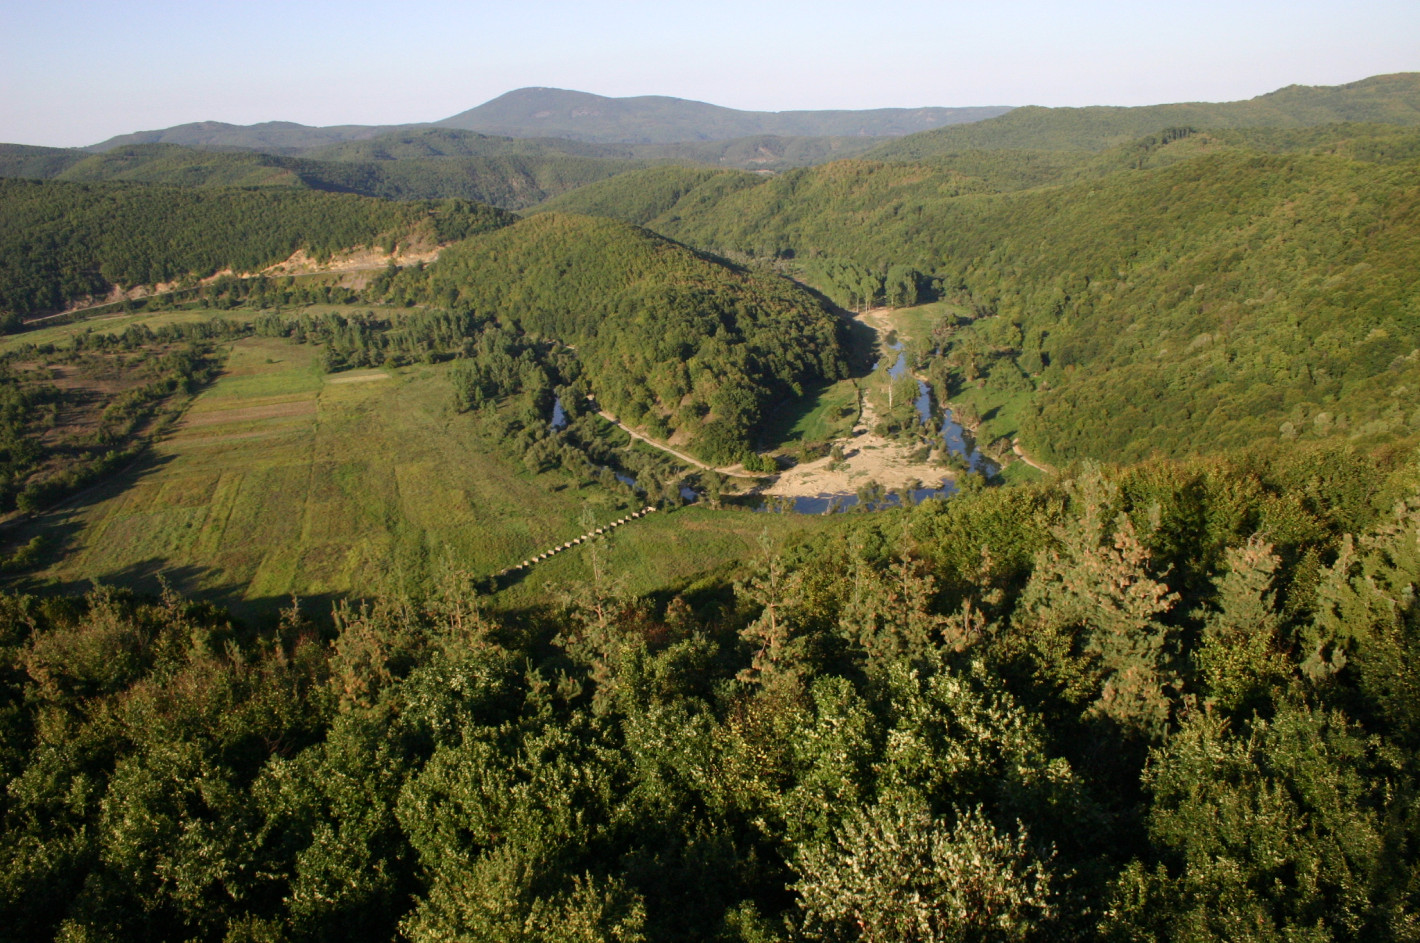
<box><xmin>2</xmin><ymin>0</ymin><xmax>1417</xmax><ymax>147</ymax></box>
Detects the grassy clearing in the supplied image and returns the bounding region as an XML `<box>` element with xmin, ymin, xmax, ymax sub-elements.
<box><xmin>493</xmin><ymin>505</ymin><xmax>838</xmax><ymax>608</ymax></box>
<box><xmin>886</xmin><ymin>300</ymin><xmax>967</xmax><ymax>346</ymax></box>
<box><xmin>757</xmin><ymin>378</ymin><xmax>860</xmax><ymax>447</ymax></box>
<box><xmin>954</xmin><ymin>384</ymin><xmax>1035</xmax><ymax>440</ymax></box>
<box><xmin>10</xmin><ymin>335</ymin><xmax>845</xmax><ymax>621</ymax></box>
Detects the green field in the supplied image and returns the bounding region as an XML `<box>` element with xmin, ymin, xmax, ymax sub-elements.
<box><xmin>885</xmin><ymin>300</ymin><xmax>963</xmax><ymax>345</ymax></box>
<box><xmin>12</xmin><ymin>334</ymin><xmax>839</xmax><ymax>620</ymax></box>
<box><xmin>757</xmin><ymin>377</ymin><xmax>861</xmax><ymax>447</ymax></box>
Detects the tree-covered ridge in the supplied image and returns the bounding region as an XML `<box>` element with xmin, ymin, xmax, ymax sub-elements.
<box><xmin>86</xmin><ymin>119</ymin><xmax>423</xmax><ymax>155</ymax></box>
<box><xmin>304</xmin><ymin>127</ymin><xmax>626</xmax><ymax>161</ymax></box>
<box><xmin>0</xmin><ymin>143</ymin><xmax>87</xmax><ymax>180</ymax></box>
<box><xmin>538</xmin><ymin>159</ymin><xmax>996</xmax><ymax>250</ymax></box>
<box><xmin>0</xmin><ymin>142</ymin><xmax>647</xmax><ymax>211</ymax></box>
<box><xmin>0</xmin><ymin>178</ymin><xmax>515</xmax><ymax>319</ymax></box>
<box><xmin>531</xmin><ymin>165</ymin><xmax>764</xmax><ymax>225</ymax></box>
<box><xmin>385</xmin><ymin>213</ymin><xmax>847</xmax><ymax>462</ymax></box>
<box><xmin>1</xmin><ymin>443</ymin><xmax>1417</xmax><ymax>941</ymax></box>
<box><xmin>865</xmin><ymin>71</ymin><xmax>1420</xmax><ymax>157</ymax></box>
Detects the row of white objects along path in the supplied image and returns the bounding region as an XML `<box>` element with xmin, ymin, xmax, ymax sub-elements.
<box><xmin>497</xmin><ymin>506</ymin><xmax>658</xmax><ymax>577</ymax></box>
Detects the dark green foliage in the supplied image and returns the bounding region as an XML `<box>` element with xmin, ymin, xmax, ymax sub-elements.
<box><xmin>0</xmin><ymin>445</ymin><xmax>1417</xmax><ymax>940</ymax></box>
<box><xmin>0</xmin><ymin>178</ymin><xmax>513</xmax><ymax>318</ymax></box>
<box><xmin>0</xmin><ymin>143</ymin><xmax>87</xmax><ymax>179</ymax></box>
<box><xmin>570</xmin><ymin>147</ymin><xmax>1420</xmax><ymax>465</ymax></box>
<box><xmin>387</xmin><ymin>213</ymin><xmax>846</xmax><ymax>462</ymax></box>
<box><xmin>0</xmin><ymin>139</ymin><xmax>649</xmax><ymax>210</ymax></box>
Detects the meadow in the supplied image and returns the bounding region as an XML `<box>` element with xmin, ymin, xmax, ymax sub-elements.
<box><xmin>12</xmin><ymin>330</ymin><xmax>837</xmax><ymax>620</ymax></box>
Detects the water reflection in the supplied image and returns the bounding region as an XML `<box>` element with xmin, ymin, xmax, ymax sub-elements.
<box><xmin>550</xmin><ymin>396</ymin><xmax>567</xmax><ymax>430</ymax></box>
<box><xmin>754</xmin><ymin>481</ymin><xmax>959</xmax><ymax>514</ymax></box>
<box><xmin>941</xmin><ymin>407</ymin><xmax>995</xmax><ymax>474</ymax></box>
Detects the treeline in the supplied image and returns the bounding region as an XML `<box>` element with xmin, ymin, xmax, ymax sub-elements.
<box><xmin>0</xmin><ymin>443</ymin><xmax>1416</xmax><ymax>940</ymax></box>
<box><xmin>0</xmin><ymin>141</ymin><xmax>647</xmax><ymax>211</ymax></box>
<box><xmin>379</xmin><ymin>213</ymin><xmax>847</xmax><ymax>463</ymax></box>
<box><xmin>0</xmin><ymin>178</ymin><xmax>514</xmax><ymax>321</ymax></box>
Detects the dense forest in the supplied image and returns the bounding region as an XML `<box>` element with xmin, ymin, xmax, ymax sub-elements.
<box><xmin>543</xmin><ymin>135</ymin><xmax>1420</xmax><ymax>465</ymax></box>
<box><xmin>862</xmin><ymin>72</ymin><xmax>1420</xmax><ymax>157</ymax></box>
<box><xmin>2</xmin><ymin>445</ymin><xmax>1417</xmax><ymax>941</ymax></box>
<box><xmin>382</xmin><ymin>213</ymin><xmax>847</xmax><ymax>462</ymax></box>
<box><xmin>0</xmin><ymin>178</ymin><xmax>514</xmax><ymax>321</ymax></box>
<box><xmin>0</xmin><ymin>142</ymin><xmax>649</xmax><ymax>211</ymax></box>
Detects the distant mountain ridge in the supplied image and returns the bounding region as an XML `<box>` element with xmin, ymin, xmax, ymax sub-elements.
<box><xmin>85</xmin><ymin>90</ymin><xmax>1013</xmax><ymax>153</ymax></box>
<box><xmin>432</xmin><ymin>88</ymin><xmax>1012</xmax><ymax>143</ymax></box>
<box><xmin>88</xmin><ymin>120</ymin><xmax>425</xmax><ymax>155</ymax></box>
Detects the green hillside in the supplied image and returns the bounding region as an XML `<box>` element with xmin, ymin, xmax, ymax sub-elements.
<box><xmin>304</xmin><ymin>127</ymin><xmax>625</xmax><ymax>161</ymax></box>
<box><xmin>87</xmin><ymin>119</ymin><xmax>419</xmax><ymax>154</ymax></box>
<box><xmin>868</xmin><ymin>72</ymin><xmax>1420</xmax><ymax>157</ymax></box>
<box><xmin>548</xmin><ymin>146</ymin><xmax>1420</xmax><ymax>466</ymax></box>
<box><xmin>532</xmin><ymin>165</ymin><xmax>764</xmax><ymax>224</ymax></box>
<box><xmin>0</xmin><ymin>178</ymin><xmax>513</xmax><ymax>319</ymax></box>
<box><xmin>0</xmin><ymin>142</ymin><xmax>646</xmax><ymax>210</ymax></box>
<box><xmin>0</xmin><ymin>143</ymin><xmax>86</xmax><ymax>178</ymax></box>
<box><xmin>384</xmin><ymin>213</ymin><xmax>847</xmax><ymax>462</ymax></box>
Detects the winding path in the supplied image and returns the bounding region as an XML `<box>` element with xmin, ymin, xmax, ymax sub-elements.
<box><xmin>1012</xmin><ymin>439</ymin><xmax>1056</xmax><ymax>475</ymax></box>
<box><xmin>596</xmin><ymin>410</ymin><xmax>750</xmax><ymax>476</ymax></box>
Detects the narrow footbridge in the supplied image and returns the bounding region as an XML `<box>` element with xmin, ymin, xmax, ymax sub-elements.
<box><xmin>497</xmin><ymin>506</ymin><xmax>658</xmax><ymax>577</ymax></box>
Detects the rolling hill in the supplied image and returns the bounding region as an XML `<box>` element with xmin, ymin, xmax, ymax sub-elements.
<box><xmin>541</xmin><ymin>132</ymin><xmax>1420</xmax><ymax>467</ymax></box>
<box><xmin>0</xmin><ymin>178</ymin><xmax>514</xmax><ymax>318</ymax></box>
<box><xmin>0</xmin><ymin>142</ymin><xmax>648</xmax><ymax>211</ymax></box>
<box><xmin>867</xmin><ymin>72</ymin><xmax>1420</xmax><ymax>157</ymax></box>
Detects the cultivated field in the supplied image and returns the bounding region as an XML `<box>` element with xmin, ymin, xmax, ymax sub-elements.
<box><xmin>12</xmin><ymin>333</ymin><xmax>838</xmax><ymax>620</ymax></box>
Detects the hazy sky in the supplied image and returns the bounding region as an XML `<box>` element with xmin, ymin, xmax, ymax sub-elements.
<box><xmin>3</xmin><ymin>0</ymin><xmax>1416</xmax><ymax>146</ymax></box>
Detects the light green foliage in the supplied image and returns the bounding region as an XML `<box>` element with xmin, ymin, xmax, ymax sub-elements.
<box><xmin>1194</xmin><ymin>537</ymin><xmax>1290</xmax><ymax>712</ymax></box>
<box><xmin>1013</xmin><ymin>470</ymin><xmax>1180</xmax><ymax>737</ymax></box>
<box><xmin>396</xmin><ymin>714</ymin><xmax>637</xmax><ymax>942</ymax></box>
<box><xmin>794</xmin><ymin>795</ymin><xmax>1055</xmax><ymax>943</ymax></box>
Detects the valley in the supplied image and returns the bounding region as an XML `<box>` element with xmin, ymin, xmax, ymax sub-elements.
<box><xmin>1</xmin><ymin>72</ymin><xmax>1419</xmax><ymax>943</ymax></box>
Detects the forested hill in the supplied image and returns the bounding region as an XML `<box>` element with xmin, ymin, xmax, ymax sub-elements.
<box><xmin>867</xmin><ymin>72</ymin><xmax>1420</xmax><ymax>157</ymax></box>
<box><xmin>382</xmin><ymin>212</ymin><xmax>846</xmax><ymax>462</ymax></box>
<box><xmin>0</xmin><ymin>178</ymin><xmax>514</xmax><ymax>320</ymax></box>
<box><xmin>546</xmin><ymin>144</ymin><xmax>1420</xmax><ymax>465</ymax></box>
<box><xmin>304</xmin><ymin>127</ymin><xmax>625</xmax><ymax>161</ymax></box>
<box><xmin>0</xmin><ymin>142</ymin><xmax>647</xmax><ymax>210</ymax></box>
<box><xmin>87</xmin><ymin>119</ymin><xmax>420</xmax><ymax>155</ymax></box>
<box><xmin>306</xmin><ymin>126</ymin><xmax>888</xmax><ymax>170</ymax></box>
